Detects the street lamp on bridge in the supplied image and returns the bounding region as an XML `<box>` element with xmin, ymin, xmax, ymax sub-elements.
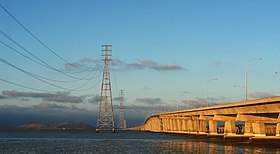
<box><xmin>244</xmin><ymin>58</ymin><xmax>262</xmax><ymax>101</ymax></box>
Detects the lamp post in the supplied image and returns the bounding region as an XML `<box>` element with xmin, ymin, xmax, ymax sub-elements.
<box><xmin>206</xmin><ymin>78</ymin><xmax>217</xmax><ymax>106</ymax></box>
<box><xmin>244</xmin><ymin>58</ymin><xmax>262</xmax><ymax>101</ymax></box>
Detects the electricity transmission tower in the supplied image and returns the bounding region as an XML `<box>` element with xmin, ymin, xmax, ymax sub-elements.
<box><xmin>96</xmin><ymin>44</ymin><xmax>115</xmax><ymax>133</ymax></box>
<box><xmin>117</xmin><ymin>90</ymin><xmax>126</xmax><ymax>130</ymax></box>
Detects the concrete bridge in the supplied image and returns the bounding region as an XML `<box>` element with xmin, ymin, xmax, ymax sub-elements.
<box><xmin>130</xmin><ymin>97</ymin><xmax>280</xmax><ymax>138</ymax></box>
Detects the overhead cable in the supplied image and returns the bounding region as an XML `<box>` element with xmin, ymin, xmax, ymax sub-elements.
<box><xmin>0</xmin><ymin>3</ymin><xmax>93</xmax><ymax>72</ymax></box>
<box><xmin>0</xmin><ymin>30</ymin><xmax>96</xmax><ymax>81</ymax></box>
<box><xmin>0</xmin><ymin>78</ymin><xmax>58</xmax><ymax>93</ymax></box>
<box><xmin>0</xmin><ymin>57</ymin><xmax>102</xmax><ymax>92</ymax></box>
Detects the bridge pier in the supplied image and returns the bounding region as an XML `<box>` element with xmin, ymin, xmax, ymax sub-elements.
<box><xmin>169</xmin><ymin>118</ymin><xmax>172</xmax><ymax>131</ymax></box>
<box><xmin>165</xmin><ymin>118</ymin><xmax>170</xmax><ymax>131</ymax></box>
<box><xmin>161</xmin><ymin>118</ymin><xmax>165</xmax><ymax>131</ymax></box>
<box><xmin>177</xmin><ymin>118</ymin><xmax>182</xmax><ymax>131</ymax></box>
<box><xmin>224</xmin><ymin>120</ymin><xmax>236</xmax><ymax>135</ymax></box>
<box><xmin>163</xmin><ymin>118</ymin><xmax>167</xmax><ymax>131</ymax></box>
<box><xmin>193</xmin><ymin>120</ymin><xmax>199</xmax><ymax>133</ymax></box>
<box><xmin>277</xmin><ymin>114</ymin><xmax>280</xmax><ymax>136</ymax></box>
<box><xmin>182</xmin><ymin>119</ymin><xmax>187</xmax><ymax>131</ymax></box>
<box><xmin>172</xmin><ymin>118</ymin><xmax>177</xmax><ymax>131</ymax></box>
<box><xmin>276</xmin><ymin>123</ymin><xmax>280</xmax><ymax>136</ymax></box>
<box><xmin>252</xmin><ymin>122</ymin><xmax>266</xmax><ymax>136</ymax></box>
<box><xmin>209</xmin><ymin>120</ymin><xmax>217</xmax><ymax>134</ymax></box>
<box><xmin>187</xmin><ymin>119</ymin><xmax>193</xmax><ymax>133</ymax></box>
<box><xmin>168</xmin><ymin>118</ymin><xmax>172</xmax><ymax>131</ymax></box>
<box><xmin>159</xmin><ymin>118</ymin><xmax>163</xmax><ymax>132</ymax></box>
<box><xmin>191</xmin><ymin>116</ymin><xmax>200</xmax><ymax>133</ymax></box>
<box><xmin>171</xmin><ymin>118</ymin><xmax>175</xmax><ymax>131</ymax></box>
<box><xmin>150</xmin><ymin>119</ymin><xmax>154</xmax><ymax>130</ymax></box>
<box><xmin>244</xmin><ymin>122</ymin><xmax>253</xmax><ymax>136</ymax></box>
<box><xmin>199</xmin><ymin>120</ymin><xmax>207</xmax><ymax>133</ymax></box>
<box><xmin>166</xmin><ymin>118</ymin><xmax>170</xmax><ymax>131</ymax></box>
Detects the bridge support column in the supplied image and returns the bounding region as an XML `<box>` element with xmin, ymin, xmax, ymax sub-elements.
<box><xmin>150</xmin><ymin>119</ymin><xmax>154</xmax><ymax>131</ymax></box>
<box><xmin>199</xmin><ymin>120</ymin><xmax>207</xmax><ymax>133</ymax></box>
<box><xmin>209</xmin><ymin>120</ymin><xmax>217</xmax><ymax>134</ymax></box>
<box><xmin>156</xmin><ymin>118</ymin><xmax>159</xmax><ymax>131</ymax></box>
<box><xmin>167</xmin><ymin>119</ymin><xmax>171</xmax><ymax>131</ymax></box>
<box><xmin>164</xmin><ymin>119</ymin><xmax>168</xmax><ymax>131</ymax></box>
<box><xmin>153</xmin><ymin>119</ymin><xmax>157</xmax><ymax>131</ymax></box>
<box><xmin>170</xmin><ymin>119</ymin><xmax>173</xmax><ymax>131</ymax></box>
<box><xmin>169</xmin><ymin>119</ymin><xmax>173</xmax><ymax>131</ymax></box>
<box><xmin>193</xmin><ymin>120</ymin><xmax>199</xmax><ymax>133</ymax></box>
<box><xmin>277</xmin><ymin>114</ymin><xmax>280</xmax><ymax>136</ymax></box>
<box><xmin>148</xmin><ymin>121</ymin><xmax>152</xmax><ymax>131</ymax></box>
<box><xmin>252</xmin><ymin>122</ymin><xmax>266</xmax><ymax>136</ymax></box>
<box><xmin>276</xmin><ymin>123</ymin><xmax>280</xmax><ymax>136</ymax></box>
<box><xmin>163</xmin><ymin>118</ymin><xmax>168</xmax><ymax>131</ymax></box>
<box><xmin>244</xmin><ymin>122</ymin><xmax>253</xmax><ymax>136</ymax></box>
<box><xmin>187</xmin><ymin>120</ymin><xmax>193</xmax><ymax>133</ymax></box>
<box><xmin>182</xmin><ymin>119</ymin><xmax>187</xmax><ymax>131</ymax></box>
<box><xmin>165</xmin><ymin>119</ymin><xmax>168</xmax><ymax>131</ymax></box>
<box><xmin>159</xmin><ymin>118</ymin><xmax>163</xmax><ymax>131</ymax></box>
<box><xmin>172</xmin><ymin>118</ymin><xmax>177</xmax><ymax>131</ymax></box>
<box><xmin>161</xmin><ymin>119</ymin><xmax>165</xmax><ymax>131</ymax></box>
<box><xmin>177</xmin><ymin>119</ymin><xmax>182</xmax><ymax>131</ymax></box>
<box><xmin>224</xmin><ymin>120</ymin><xmax>236</xmax><ymax>135</ymax></box>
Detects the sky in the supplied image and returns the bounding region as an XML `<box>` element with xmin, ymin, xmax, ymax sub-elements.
<box><xmin>0</xmin><ymin>0</ymin><xmax>280</xmax><ymax>127</ymax></box>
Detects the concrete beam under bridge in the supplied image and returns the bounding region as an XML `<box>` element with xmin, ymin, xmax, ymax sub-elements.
<box><xmin>162</xmin><ymin>116</ymin><xmax>191</xmax><ymax>120</ymax></box>
<box><xmin>213</xmin><ymin>115</ymin><xmax>237</xmax><ymax>121</ymax></box>
<box><xmin>199</xmin><ymin>115</ymin><xmax>214</xmax><ymax>121</ymax></box>
<box><xmin>236</xmin><ymin>113</ymin><xmax>279</xmax><ymax>122</ymax></box>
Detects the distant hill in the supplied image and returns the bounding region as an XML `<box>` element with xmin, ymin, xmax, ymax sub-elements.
<box><xmin>57</xmin><ymin>122</ymin><xmax>94</xmax><ymax>130</ymax></box>
<box><xmin>18</xmin><ymin>122</ymin><xmax>94</xmax><ymax>131</ymax></box>
<box><xmin>20</xmin><ymin>123</ymin><xmax>56</xmax><ymax>130</ymax></box>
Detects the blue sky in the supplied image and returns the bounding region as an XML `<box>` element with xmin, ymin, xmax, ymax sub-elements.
<box><xmin>0</xmin><ymin>0</ymin><xmax>280</xmax><ymax>127</ymax></box>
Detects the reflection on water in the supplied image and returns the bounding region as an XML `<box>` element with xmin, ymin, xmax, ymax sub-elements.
<box><xmin>1</xmin><ymin>139</ymin><xmax>280</xmax><ymax>154</ymax></box>
<box><xmin>0</xmin><ymin>131</ymin><xmax>280</xmax><ymax>153</ymax></box>
<box><xmin>148</xmin><ymin>140</ymin><xmax>280</xmax><ymax>154</ymax></box>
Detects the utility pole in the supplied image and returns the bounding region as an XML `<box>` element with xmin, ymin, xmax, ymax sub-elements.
<box><xmin>117</xmin><ymin>90</ymin><xmax>126</xmax><ymax>130</ymax></box>
<box><xmin>96</xmin><ymin>44</ymin><xmax>115</xmax><ymax>133</ymax></box>
<box><xmin>244</xmin><ymin>58</ymin><xmax>262</xmax><ymax>101</ymax></box>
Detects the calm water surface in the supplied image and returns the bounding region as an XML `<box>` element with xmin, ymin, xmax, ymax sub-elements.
<box><xmin>0</xmin><ymin>131</ymin><xmax>279</xmax><ymax>154</ymax></box>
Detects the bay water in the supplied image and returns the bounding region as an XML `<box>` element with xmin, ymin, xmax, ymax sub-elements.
<box><xmin>0</xmin><ymin>131</ymin><xmax>279</xmax><ymax>153</ymax></box>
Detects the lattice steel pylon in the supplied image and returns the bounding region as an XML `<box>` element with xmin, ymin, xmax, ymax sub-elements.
<box><xmin>96</xmin><ymin>44</ymin><xmax>115</xmax><ymax>133</ymax></box>
<box><xmin>117</xmin><ymin>90</ymin><xmax>126</xmax><ymax>130</ymax></box>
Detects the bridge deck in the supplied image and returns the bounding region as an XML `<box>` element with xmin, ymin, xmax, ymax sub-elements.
<box><xmin>131</xmin><ymin>96</ymin><xmax>280</xmax><ymax>139</ymax></box>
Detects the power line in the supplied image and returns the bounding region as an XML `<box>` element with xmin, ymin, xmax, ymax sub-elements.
<box><xmin>0</xmin><ymin>78</ymin><xmax>58</xmax><ymax>93</ymax></box>
<box><xmin>0</xmin><ymin>40</ymin><xmax>45</xmax><ymax>67</ymax></box>
<box><xmin>0</xmin><ymin>4</ymin><xmax>103</xmax><ymax>93</ymax></box>
<box><xmin>71</xmin><ymin>72</ymin><xmax>102</xmax><ymax>92</ymax></box>
<box><xmin>0</xmin><ymin>73</ymin><xmax>101</xmax><ymax>94</ymax></box>
<box><xmin>0</xmin><ymin>3</ymin><xmax>93</xmax><ymax>72</ymax></box>
<box><xmin>0</xmin><ymin>75</ymin><xmax>101</xmax><ymax>93</ymax></box>
<box><xmin>0</xmin><ymin>42</ymin><xmax>101</xmax><ymax>83</ymax></box>
<box><xmin>1</xmin><ymin>40</ymin><xmax>103</xmax><ymax>83</ymax></box>
<box><xmin>0</xmin><ymin>30</ymin><xmax>96</xmax><ymax>81</ymax></box>
<box><xmin>0</xmin><ymin>57</ymin><xmax>75</xmax><ymax>91</ymax></box>
<box><xmin>0</xmin><ymin>57</ymin><xmax>102</xmax><ymax>92</ymax></box>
